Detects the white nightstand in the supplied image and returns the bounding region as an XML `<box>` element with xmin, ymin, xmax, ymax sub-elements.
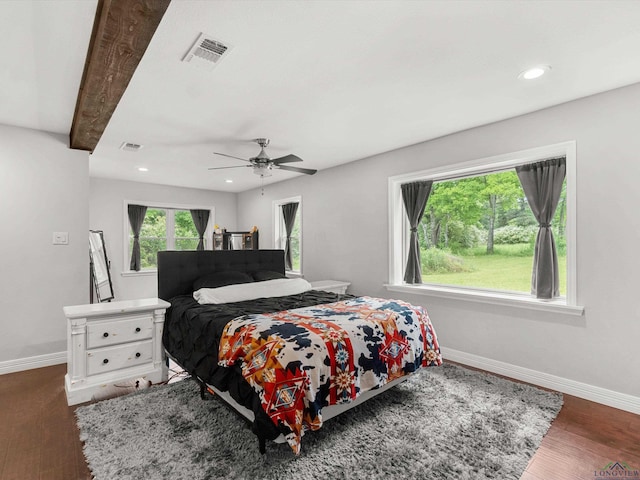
<box><xmin>63</xmin><ymin>298</ymin><xmax>170</xmax><ymax>406</ymax></box>
<box><xmin>310</xmin><ymin>280</ymin><xmax>351</xmax><ymax>295</ymax></box>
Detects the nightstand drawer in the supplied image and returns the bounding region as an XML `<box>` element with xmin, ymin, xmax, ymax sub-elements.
<box><xmin>86</xmin><ymin>314</ymin><xmax>153</xmax><ymax>349</ymax></box>
<box><xmin>86</xmin><ymin>340</ymin><xmax>153</xmax><ymax>376</ymax></box>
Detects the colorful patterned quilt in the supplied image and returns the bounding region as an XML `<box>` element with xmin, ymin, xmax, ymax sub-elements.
<box><xmin>218</xmin><ymin>296</ymin><xmax>442</xmax><ymax>454</ymax></box>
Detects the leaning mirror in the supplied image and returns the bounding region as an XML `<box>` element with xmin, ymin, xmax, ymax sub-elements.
<box><xmin>89</xmin><ymin>230</ymin><xmax>114</xmax><ymax>302</ymax></box>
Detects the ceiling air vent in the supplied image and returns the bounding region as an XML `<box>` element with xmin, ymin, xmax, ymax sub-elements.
<box><xmin>120</xmin><ymin>142</ymin><xmax>143</xmax><ymax>152</ymax></box>
<box><xmin>182</xmin><ymin>33</ymin><xmax>231</xmax><ymax>70</ymax></box>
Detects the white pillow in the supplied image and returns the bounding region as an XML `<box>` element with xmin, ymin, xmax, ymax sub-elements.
<box><xmin>194</xmin><ymin>278</ymin><xmax>313</xmax><ymax>305</ymax></box>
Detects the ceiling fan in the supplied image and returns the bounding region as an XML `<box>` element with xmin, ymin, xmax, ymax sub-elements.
<box><xmin>209</xmin><ymin>138</ymin><xmax>317</xmax><ymax>177</ymax></box>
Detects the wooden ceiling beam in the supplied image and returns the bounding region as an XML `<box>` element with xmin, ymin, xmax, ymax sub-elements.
<box><xmin>69</xmin><ymin>0</ymin><xmax>171</xmax><ymax>152</ymax></box>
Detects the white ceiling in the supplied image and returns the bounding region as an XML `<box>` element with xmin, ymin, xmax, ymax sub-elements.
<box><xmin>0</xmin><ymin>1</ymin><xmax>97</xmax><ymax>134</ymax></box>
<box><xmin>3</xmin><ymin>1</ymin><xmax>640</xmax><ymax>193</ymax></box>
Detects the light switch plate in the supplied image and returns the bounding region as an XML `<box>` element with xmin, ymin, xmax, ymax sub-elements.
<box><xmin>53</xmin><ymin>232</ymin><xmax>69</xmax><ymax>245</ymax></box>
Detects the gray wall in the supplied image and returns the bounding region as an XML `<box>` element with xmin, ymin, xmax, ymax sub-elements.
<box><xmin>0</xmin><ymin>124</ymin><xmax>89</xmax><ymax>364</ymax></box>
<box><xmin>238</xmin><ymin>82</ymin><xmax>640</xmax><ymax>399</ymax></box>
<box><xmin>89</xmin><ymin>178</ymin><xmax>238</xmax><ymax>300</ymax></box>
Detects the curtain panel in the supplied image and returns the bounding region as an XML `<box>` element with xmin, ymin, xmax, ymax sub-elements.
<box><xmin>515</xmin><ymin>157</ymin><xmax>566</xmax><ymax>299</ymax></box>
<box><xmin>401</xmin><ymin>181</ymin><xmax>433</xmax><ymax>284</ymax></box>
<box><xmin>127</xmin><ymin>204</ymin><xmax>148</xmax><ymax>271</ymax></box>
<box><xmin>190</xmin><ymin>209</ymin><xmax>210</xmax><ymax>251</ymax></box>
<box><xmin>281</xmin><ymin>202</ymin><xmax>299</xmax><ymax>270</ymax></box>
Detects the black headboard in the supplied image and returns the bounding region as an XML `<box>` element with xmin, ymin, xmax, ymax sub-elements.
<box><xmin>157</xmin><ymin>250</ymin><xmax>285</xmax><ymax>301</ymax></box>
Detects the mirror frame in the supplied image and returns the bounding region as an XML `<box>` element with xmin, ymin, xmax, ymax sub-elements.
<box><xmin>89</xmin><ymin>230</ymin><xmax>115</xmax><ymax>302</ymax></box>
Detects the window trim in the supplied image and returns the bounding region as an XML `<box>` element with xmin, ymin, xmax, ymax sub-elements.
<box><xmin>387</xmin><ymin>141</ymin><xmax>581</xmax><ymax>312</ymax></box>
<box><xmin>273</xmin><ymin>195</ymin><xmax>302</xmax><ymax>274</ymax></box>
<box><xmin>123</xmin><ymin>200</ymin><xmax>215</xmax><ymax>275</ymax></box>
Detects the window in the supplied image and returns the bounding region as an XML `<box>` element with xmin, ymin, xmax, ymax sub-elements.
<box><xmin>388</xmin><ymin>142</ymin><xmax>579</xmax><ymax>311</ymax></box>
<box><xmin>419</xmin><ymin>170</ymin><xmax>566</xmax><ymax>295</ymax></box>
<box><xmin>274</xmin><ymin>196</ymin><xmax>302</xmax><ymax>273</ymax></box>
<box><xmin>124</xmin><ymin>202</ymin><xmax>213</xmax><ymax>272</ymax></box>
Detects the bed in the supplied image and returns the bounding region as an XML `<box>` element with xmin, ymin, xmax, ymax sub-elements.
<box><xmin>158</xmin><ymin>249</ymin><xmax>442</xmax><ymax>454</ymax></box>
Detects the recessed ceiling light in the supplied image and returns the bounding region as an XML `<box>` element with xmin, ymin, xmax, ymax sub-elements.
<box><xmin>518</xmin><ymin>65</ymin><xmax>551</xmax><ymax>80</ymax></box>
<box><xmin>225</xmin><ymin>179</ymin><xmax>233</xmax><ymax>183</ymax></box>
<box><xmin>138</xmin><ymin>167</ymin><xmax>149</xmax><ymax>172</ymax></box>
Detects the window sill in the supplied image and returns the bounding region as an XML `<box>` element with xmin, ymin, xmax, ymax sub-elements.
<box><xmin>384</xmin><ymin>283</ymin><xmax>584</xmax><ymax>316</ymax></box>
<box><xmin>285</xmin><ymin>271</ymin><xmax>303</xmax><ymax>279</ymax></box>
<box><xmin>121</xmin><ymin>270</ymin><xmax>157</xmax><ymax>277</ymax></box>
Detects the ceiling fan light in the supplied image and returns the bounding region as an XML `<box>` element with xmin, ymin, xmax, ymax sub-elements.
<box><xmin>253</xmin><ymin>165</ymin><xmax>271</xmax><ymax>177</ymax></box>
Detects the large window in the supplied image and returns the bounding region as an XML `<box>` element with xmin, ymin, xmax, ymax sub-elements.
<box><xmin>125</xmin><ymin>202</ymin><xmax>212</xmax><ymax>272</ymax></box>
<box><xmin>417</xmin><ymin>170</ymin><xmax>566</xmax><ymax>295</ymax></box>
<box><xmin>274</xmin><ymin>196</ymin><xmax>302</xmax><ymax>273</ymax></box>
<box><xmin>388</xmin><ymin>142</ymin><xmax>578</xmax><ymax>310</ymax></box>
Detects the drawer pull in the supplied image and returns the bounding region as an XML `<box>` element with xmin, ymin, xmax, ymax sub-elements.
<box><xmin>103</xmin><ymin>332</ymin><xmax>109</xmax><ymax>338</ymax></box>
<box><xmin>135</xmin><ymin>327</ymin><xmax>141</xmax><ymax>333</ymax></box>
<box><xmin>135</xmin><ymin>352</ymin><xmax>141</xmax><ymax>358</ymax></box>
<box><xmin>103</xmin><ymin>358</ymin><xmax>109</xmax><ymax>364</ymax></box>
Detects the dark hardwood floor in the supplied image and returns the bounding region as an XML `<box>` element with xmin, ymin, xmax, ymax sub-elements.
<box><xmin>0</xmin><ymin>364</ymin><xmax>89</xmax><ymax>480</ymax></box>
<box><xmin>0</xmin><ymin>363</ymin><xmax>638</xmax><ymax>479</ymax></box>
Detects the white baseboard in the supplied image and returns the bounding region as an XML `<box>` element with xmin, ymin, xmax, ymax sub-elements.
<box><xmin>2</xmin><ymin>348</ymin><xmax>639</xmax><ymax>415</ymax></box>
<box><xmin>441</xmin><ymin>347</ymin><xmax>640</xmax><ymax>415</ymax></box>
<box><xmin>0</xmin><ymin>351</ymin><xmax>66</xmax><ymax>376</ymax></box>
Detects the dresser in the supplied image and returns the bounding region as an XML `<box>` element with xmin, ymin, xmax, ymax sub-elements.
<box><xmin>63</xmin><ymin>298</ymin><xmax>170</xmax><ymax>406</ymax></box>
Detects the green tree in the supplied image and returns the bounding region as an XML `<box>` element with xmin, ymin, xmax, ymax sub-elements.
<box><xmin>478</xmin><ymin>171</ymin><xmax>522</xmax><ymax>253</ymax></box>
<box><xmin>132</xmin><ymin>208</ymin><xmax>202</xmax><ymax>268</ymax></box>
<box><xmin>174</xmin><ymin>210</ymin><xmax>199</xmax><ymax>250</ymax></box>
<box><xmin>422</xmin><ymin>178</ymin><xmax>485</xmax><ymax>249</ymax></box>
<box><xmin>138</xmin><ymin>209</ymin><xmax>166</xmax><ymax>268</ymax></box>
<box><xmin>420</xmin><ymin>170</ymin><xmax>532</xmax><ymax>255</ymax></box>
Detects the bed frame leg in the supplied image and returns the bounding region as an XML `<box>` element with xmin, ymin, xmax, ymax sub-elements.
<box><xmin>258</xmin><ymin>435</ymin><xmax>266</xmax><ymax>455</ymax></box>
<box><xmin>200</xmin><ymin>381</ymin><xmax>207</xmax><ymax>400</ymax></box>
<box><xmin>194</xmin><ymin>378</ymin><xmax>212</xmax><ymax>400</ymax></box>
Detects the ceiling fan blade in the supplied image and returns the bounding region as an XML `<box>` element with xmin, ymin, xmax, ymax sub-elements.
<box><xmin>213</xmin><ymin>152</ymin><xmax>252</xmax><ymax>163</ymax></box>
<box><xmin>276</xmin><ymin>165</ymin><xmax>317</xmax><ymax>175</ymax></box>
<box><xmin>208</xmin><ymin>165</ymin><xmax>252</xmax><ymax>170</ymax></box>
<box><xmin>272</xmin><ymin>154</ymin><xmax>303</xmax><ymax>164</ymax></box>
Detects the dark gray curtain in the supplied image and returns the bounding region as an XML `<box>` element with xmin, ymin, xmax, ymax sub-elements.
<box><xmin>281</xmin><ymin>202</ymin><xmax>299</xmax><ymax>270</ymax></box>
<box><xmin>515</xmin><ymin>157</ymin><xmax>566</xmax><ymax>299</ymax></box>
<box><xmin>401</xmin><ymin>181</ymin><xmax>433</xmax><ymax>283</ymax></box>
<box><xmin>190</xmin><ymin>209</ymin><xmax>210</xmax><ymax>251</ymax></box>
<box><xmin>127</xmin><ymin>204</ymin><xmax>147</xmax><ymax>271</ymax></box>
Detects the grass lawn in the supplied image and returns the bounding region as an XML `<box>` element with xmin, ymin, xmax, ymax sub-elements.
<box><xmin>421</xmin><ymin>247</ymin><xmax>567</xmax><ymax>296</ymax></box>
